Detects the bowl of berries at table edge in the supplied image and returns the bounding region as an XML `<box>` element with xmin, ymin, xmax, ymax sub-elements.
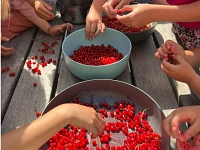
<box><xmin>62</xmin><ymin>28</ymin><xmax>132</xmax><ymax>80</ymax></box>
<box><xmin>102</xmin><ymin>10</ymin><xmax>157</xmax><ymax>43</ymax></box>
<box><xmin>39</xmin><ymin>79</ymin><xmax>170</xmax><ymax>150</ymax></box>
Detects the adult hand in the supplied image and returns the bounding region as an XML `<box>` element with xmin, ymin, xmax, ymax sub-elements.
<box><xmin>116</xmin><ymin>4</ymin><xmax>153</xmax><ymax>28</ymax></box>
<box><xmin>155</xmin><ymin>40</ymin><xmax>186</xmax><ymax>59</ymax></box>
<box><xmin>1</xmin><ymin>36</ymin><xmax>14</xmax><ymax>57</ymax></box>
<box><xmin>34</xmin><ymin>0</ymin><xmax>54</xmax><ymax>20</ymax></box>
<box><xmin>67</xmin><ymin>104</ymin><xmax>105</xmax><ymax>139</ymax></box>
<box><xmin>163</xmin><ymin>106</ymin><xmax>200</xmax><ymax>142</ymax></box>
<box><xmin>86</xmin><ymin>8</ymin><xmax>106</xmax><ymax>40</ymax></box>
<box><xmin>102</xmin><ymin>0</ymin><xmax>131</xmax><ymax>18</ymax></box>
<box><xmin>176</xmin><ymin>135</ymin><xmax>200</xmax><ymax>150</ymax></box>
<box><xmin>161</xmin><ymin>54</ymin><xmax>198</xmax><ymax>84</ymax></box>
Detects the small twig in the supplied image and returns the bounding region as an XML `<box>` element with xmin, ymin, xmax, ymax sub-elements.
<box><xmin>125</xmin><ymin>144</ymin><xmax>131</xmax><ymax>150</ymax></box>
<box><xmin>96</xmin><ymin>136</ymin><xmax>102</xmax><ymax>148</ymax></box>
<box><xmin>71</xmin><ymin>91</ymin><xmax>85</xmax><ymax>102</ymax></box>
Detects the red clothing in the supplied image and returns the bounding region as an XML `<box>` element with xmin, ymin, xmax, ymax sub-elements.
<box><xmin>166</xmin><ymin>0</ymin><xmax>200</xmax><ymax>28</ymax></box>
<box><xmin>1</xmin><ymin>0</ymin><xmax>37</xmax><ymax>39</ymax></box>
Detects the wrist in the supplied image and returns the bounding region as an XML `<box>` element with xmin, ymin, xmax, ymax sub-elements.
<box><xmin>187</xmin><ymin>73</ymin><xmax>200</xmax><ymax>87</ymax></box>
<box><xmin>47</xmin><ymin>25</ymin><xmax>52</xmax><ymax>35</ymax></box>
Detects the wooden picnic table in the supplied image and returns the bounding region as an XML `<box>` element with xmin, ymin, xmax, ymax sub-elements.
<box><xmin>1</xmin><ymin>5</ymin><xmax>199</xmax><ymax>150</ymax></box>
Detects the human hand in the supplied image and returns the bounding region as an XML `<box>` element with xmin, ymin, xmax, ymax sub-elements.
<box><xmin>34</xmin><ymin>0</ymin><xmax>54</xmax><ymax>20</ymax></box>
<box><xmin>86</xmin><ymin>8</ymin><xmax>106</xmax><ymax>40</ymax></box>
<box><xmin>66</xmin><ymin>104</ymin><xmax>105</xmax><ymax>139</ymax></box>
<box><xmin>160</xmin><ymin>54</ymin><xmax>198</xmax><ymax>84</ymax></box>
<box><xmin>155</xmin><ymin>40</ymin><xmax>186</xmax><ymax>60</ymax></box>
<box><xmin>48</xmin><ymin>23</ymin><xmax>73</xmax><ymax>36</ymax></box>
<box><xmin>163</xmin><ymin>106</ymin><xmax>200</xmax><ymax>142</ymax></box>
<box><xmin>176</xmin><ymin>135</ymin><xmax>200</xmax><ymax>150</ymax></box>
<box><xmin>1</xmin><ymin>36</ymin><xmax>14</xmax><ymax>57</ymax></box>
<box><xmin>102</xmin><ymin>0</ymin><xmax>131</xmax><ymax>18</ymax></box>
<box><xmin>116</xmin><ymin>4</ymin><xmax>153</xmax><ymax>28</ymax></box>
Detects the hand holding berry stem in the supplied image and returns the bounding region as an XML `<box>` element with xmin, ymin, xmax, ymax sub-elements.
<box><xmin>161</xmin><ymin>54</ymin><xmax>200</xmax><ymax>98</ymax></box>
<box><xmin>1</xmin><ymin>104</ymin><xmax>105</xmax><ymax>150</ymax></box>
<box><xmin>163</xmin><ymin>106</ymin><xmax>200</xmax><ymax>142</ymax></box>
<box><xmin>155</xmin><ymin>40</ymin><xmax>186</xmax><ymax>60</ymax></box>
<box><xmin>102</xmin><ymin>0</ymin><xmax>131</xmax><ymax>18</ymax></box>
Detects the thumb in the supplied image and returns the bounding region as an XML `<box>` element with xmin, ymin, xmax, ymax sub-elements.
<box><xmin>183</xmin><ymin>119</ymin><xmax>200</xmax><ymax>140</ymax></box>
<box><xmin>173</xmin><ymin>54</ymin><xmax>186</xmax><ymax>64</ymax></box>
<box><xmin>43</xmin><ymin>1</ymin><xmax>52</xmax><ymax>10</ymax></box>
<box><xmin>118</xmin><ymin>5</ymin><xmax>133</xmax><ymax>13</ymax></box>
<box><xmin>176</xmin><ymin>139</ymin><xmax>185</xmax><ymax>150</ymax></box>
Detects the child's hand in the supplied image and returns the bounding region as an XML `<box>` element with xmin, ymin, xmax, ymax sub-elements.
<box><xmin>1</xmin><ymin>35</ymin><xmax>14</xmax><ymax>57</ymax></box>
<box><xmin>163</xmin><ymin>106</ymin><xmax>200</xmax><ymax>142</ymax></box>
<box><xmin>102</xmin><ymin>0</ymin><xmax>131</xmax><ymax>18</ymax></box>
<box><xmin>34</xmin><ymin>0</ymin><xmax>54</xmax><ymax>20</ymax></box>
<box><xmin>155</xmin><ymin>40</ymin><xmax>186</xmax><ymax>60</ymax></box>
<box><xmin>65</xmin><ymin>104</ymin><xmax>105</xmax><ymax>139</ymax></box>
<box><xmin>161</xmin><ymin>54</ymin><xmax>197</xmax><ymax>84</ymax></box>
<box><xmin>176</xmin><ymin>136</ymin><xmax>200</xmax><ymax>150</ymax></box>
<box><xmin>86</xmin><ymin>8</ymin><xmax>106</xmax><ymax>40</ymax></box>
<box><xmin>48</xmin><ymin>23</ymin><xmax>73</xmax><ymax>36</ymax></box>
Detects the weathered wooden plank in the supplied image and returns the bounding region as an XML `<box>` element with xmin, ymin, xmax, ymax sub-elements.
<box><xmin>1</xmin><ymin>27</ymin><xmax>37</xmax><ymax>118</ymax></box>
<box><xmin>1</xmin><ymin>17</ymin><xmax>64</xmax><ymax>134</ymax></box>
<box><xmin>130</xmin><ymin>36</ymin><xmax>178</xmax><ymax>110</ymax></box>
<box><xmin>154</xmin><ymin>22</ymin><xmax>200</xmax><ymax>106</ymax></box>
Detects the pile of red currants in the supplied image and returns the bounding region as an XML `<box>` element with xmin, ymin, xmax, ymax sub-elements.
<box><xmin>70</xmin><ymin>44</ymin><xmax>123</xmax><ymax>66</ymax></box>
<box><xmin>47</xmin><ymin>98</ymin><xmax>164</xmax><ymax>150</ymax></box>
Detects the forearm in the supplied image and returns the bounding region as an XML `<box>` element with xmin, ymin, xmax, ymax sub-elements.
<box><xmin>32</xmin><ymin>17</ymin><xmax>51</xmax><ymax>34</ymax></box>
<box><xmin>2</xmin><ymin>104</ymin><xmax>70</xmax><ymax>150</ymax></box>
<box><xmin>148</xmin><ymin>1</ymin><xmax>200</xmax><ymax>22</ymax></box>
<box><xmin>188</xmin><ymin>74</ymin><xmax>200</xmax><ymax>99</ymax></box>
<box><xmin>185</xmin><ymin>47</ymin><xmax>200</xmax><ymax>68</ymax></box>
<box><xmin>90</xmin><ymin>0</ymin><xmax>108</xmax><ymax>16</ymax></box>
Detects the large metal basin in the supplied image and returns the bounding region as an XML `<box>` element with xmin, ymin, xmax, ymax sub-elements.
<box><xmin>39</xmin><ymin>80</ymin><xmax>170</xmax><ymax>150</ymax></box>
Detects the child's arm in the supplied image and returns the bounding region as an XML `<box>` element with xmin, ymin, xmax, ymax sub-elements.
<box><xmin>185</xmin><ymin>47</ymin><xmax>200</xmax><ymax>68</ymax></box>
<box><xmin>26</xmin><ymin>0</ymin><xmax>54</xmax><ymax>20</ymax></box>
<box><xmin>31</xmin><ymin>17</ymin><xmax>73</xmax><ymax>36</ymax></box>
<box><xmin>161</xmin><ymin>54</ymin><xmax>200</xmax><ymax>99</ymax></box>
<box><xmin>32</xmin><ymin>17</ymin><xmax>51</xmax><ymax>34</ymax></box>
<box><xmin>2</xmin><ymin>104</ymin><xmax>105</xmax><ymax>150</ymax></box>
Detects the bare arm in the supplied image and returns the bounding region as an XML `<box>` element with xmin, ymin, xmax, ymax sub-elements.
<box><xmin>185</xmin><ymin>47</ymin><xmax>200</xmax><ymax>99</ymax></box>
<box><xmin>26</xmin><ymin>0</ymin><xmax>54</xmax><ymax>20</ymax></box>
<box><xmin>85</xmin><ymin>0</ymin><xmax>107</xmax><ymax>39</ymax></box>
<box><xmin>149</xmin><ymin>1</ymin><xmax>200</xmax><ymax>22</ymax></box>
<box><xmin>31</xmin><ymin>16</ymin><xmax>51</xmax><ymax>34</ymax></box>
<box><xmin>2</xmin><ymin>104</ymin><xmax>105</xmax><ymax>150</ymax></box>
<box><xmin>117</xmin><ymin>1</ymin><xmax>200</xmax><ymax>28</ymax></box>
<box><xmin>188</xmin><ymin>74</ymin><xmax>200</xmax><ymax>99</ymax></box>
<box><xmin>185</xmin><ymin>47</ymin><xmax>200</xmax><ymax>68</ymax></box>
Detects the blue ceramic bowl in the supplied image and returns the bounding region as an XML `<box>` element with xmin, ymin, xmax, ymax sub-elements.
<box><xmin>62</xmin><ymin>28</ymin><xmax>132</xmax><ymax>80</ymax></box>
